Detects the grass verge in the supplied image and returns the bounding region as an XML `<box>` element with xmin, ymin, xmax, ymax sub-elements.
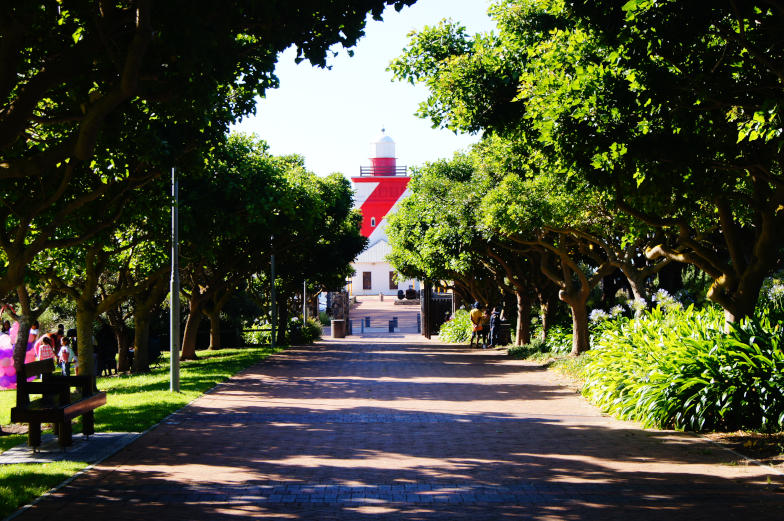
<box><xmin>0</xmin><ymin>346</ymin><xmax>277</xmax><ymax>518</ymax></box>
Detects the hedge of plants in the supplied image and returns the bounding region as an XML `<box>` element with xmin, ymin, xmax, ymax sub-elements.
<box><xmin>242</xmin><ymin>317</ymin><xmax>322</xmax><ymax>346</ymax></box>
<box><xmin>504</xmin><ymin>280</ymin><xmax>784</xmax><ymax>433</ymax></box>
<box><xmin>438</xmin><ymin>309</ymin><xmax>472</xmax><ymax>343</ymax></box>
<box><xmin>582</xmin><ymin>302</ymin><xmax>784</xmax><ymax>432</ymax></box>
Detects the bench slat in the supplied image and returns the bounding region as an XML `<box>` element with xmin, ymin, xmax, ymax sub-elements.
<box><xmin>11</xmin><ymin>407</ymin><xmax>66</xmax><ymax>423</ymax></box>
<box><xmin>16</xmin><ymin>382</ymin><xmax>71</xmax><ymax>395</ymax></box>
<box><xmin>62</xmin><ymin>392</ymin><xmax>106</xmax><ymax>420</ymax></box>
<box><xmin>11</xmin><ymin>393</ymin><xmax>106</xmax><ymax>423</ymax></box>
<box><xmin>43</xmin><ymin>374</ymin><xmax>92</xmax><ymax>388</ymax></box>
<box><xmin>21</xmin><ymin>359</ymin><xmax>55</xmax><ymax>378</ymax></box>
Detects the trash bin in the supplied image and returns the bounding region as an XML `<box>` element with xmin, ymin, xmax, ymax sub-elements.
<box><xmin>497</xmin><ymin>322</ymin><xmax>512</xmax><ymax>346</ymax></box>
<box><xmin>331</xmin><ymin>319</ymin><xmax>345</xmax><ymax>339</ymax></box>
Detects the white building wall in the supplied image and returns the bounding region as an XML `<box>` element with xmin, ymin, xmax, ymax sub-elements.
<box><xmin>349</xmin><ymin>261</ymin><xmax>418</xmax><ymax>296</ymax></box>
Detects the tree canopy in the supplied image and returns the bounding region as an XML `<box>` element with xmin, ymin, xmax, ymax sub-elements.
<box><xmin>0</xmin><ymin>0</ymin><xmax>412</xmax><ymax>376</ymax></box>
<box><xmin>388</xmin><ymin>0</ymin><xmax>783</xmax><ymax>352</ymax></box>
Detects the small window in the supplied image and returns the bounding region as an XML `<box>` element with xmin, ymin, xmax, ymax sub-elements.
<box><xmin>389</xmin><ymin>271</ymin><xmax>397</xmax><ymax>290</ymax></box>
<box><xmin>370</xmin><ymin>217</ymin><xmax>376</xmax><ymax>227</ymax></box>
<box><xmin>363</xmin><ymin>272</ymin><xmax>372</xmax><ymax>290</ymax></box>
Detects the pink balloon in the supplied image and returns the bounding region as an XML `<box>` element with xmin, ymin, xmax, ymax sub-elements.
<box><xmin>24</xmin><ymin>343</ymin><xmax>36</xmax><ymax>364</ymax></box>
<box><xmin>0</xmin><ymin>374</ymin><xmax>13</xmax><ymax>389</ymax></box>
<box><xmin>9</xmin><ymin>321</ymin><xmax>18</xmax><ymax>344</ymax></box>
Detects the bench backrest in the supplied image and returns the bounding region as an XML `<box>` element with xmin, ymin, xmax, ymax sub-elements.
<box><xmin>21</xmin><ymin>358</ymin><xmax>55</xmax><ymax>380</ymax></box>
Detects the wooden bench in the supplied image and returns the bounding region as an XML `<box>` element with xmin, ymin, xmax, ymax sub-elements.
<box><xmin>10</xmin><ymin>359</ymin><xmax>107</xmax><ymax>450</ymax></box>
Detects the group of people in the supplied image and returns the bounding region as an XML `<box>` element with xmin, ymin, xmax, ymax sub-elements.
<box><xmin>469</xmin><ymin>302</ymin><xmax>501</xmax><ymax>349</ymax></box>
<box><xmin>0</xmin><ymin>320</ymin><xmax>77</xmax><ymax>375</ymax></box>
<box><xmin>32</xmin><ymin>323</ymin><xmax>76</xmax><ymax>376</ymax></box>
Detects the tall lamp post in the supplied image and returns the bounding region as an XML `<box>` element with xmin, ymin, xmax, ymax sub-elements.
<box><xmin>303</xmin><ymin>280</ymin><xmax>307</xmax><ymax>322</ymax></box>
<box><xmin>270</xmin><ymin>235</ymin><xmax>276</xmax><ymax>349</ymax></box>
<box><xmin>170</xmin><ymin>167</ymin><xmax>180</xmax><ymax>392</ymax></box>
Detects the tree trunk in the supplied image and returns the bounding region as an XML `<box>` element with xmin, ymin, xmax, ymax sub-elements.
<box><xmin>133</xmin><ymin>307</ymin><xmax>153</xmax><ymax>373</ymax></box>
<box><xmin>105</xmin><ymin>309</ymin><xmax>133</xmax><ymax>373</ymax></box>
<box><xmin>714</xmin><ymin>281</ymin><xmax>763</xmax><ymax>325</ymax></box>
<box><xmin>515</xmin><ymin>290</ymin><xmax>531</xmax><ymax>346</ymax></box>
<box><xmin>115</xmin><ymin>326</ymin><xmax>132</xmax><ymax>372</ymax></box>
<box><xmin>12</xmin><ymin>316</ymin><xmax>31</xmax><ymax>399</ymax></box>
<box><xmin>131</xmin><ymin>275</ymin><xmax>169</xmax><ymax>373</ymax></box>
<box><xmin>538</xmin><ymin>290</ymin><xmax>557</xmax><ymax>341</ymax></box>
<box><xmin>566</xmin><ymin>296</ymin><xmax>590</xmax><ymax>356</ymax></box>
<box><xmin>620</xmin><ymin>267</ymin><xmax>648</xmax><ymax>301</ymax></box>
<box><xmin>277</xmin><ymin>301</ymin><xmax>289</xmax><ymax>346</ymax></box>
<box><xmin>657</xmin><ymin>261</ymin><xmax>683</xmax><ymax>294</ymax></box>
<box><xmin>76</xmin><ymin>305</ymin><xmax>97</xmax><ymax>381</ymax></box>
<box><xmin>180</xmin><ymin>293</ymin><xmax>205</xmax><ymax>360</ymax></box>
<box><xmin>206</xmin><ymin>309</ymin><xmax>221</xmax><ymax>350</ymax></box>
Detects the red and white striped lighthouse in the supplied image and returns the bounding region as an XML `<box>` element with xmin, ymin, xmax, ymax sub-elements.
<box><xmin>352</xmin><ymin>129</ymin><xmax>410</xmax><ymax>240</ymax></box>
<box><xmin>349</xmin><ymin>129</ymin><xmax>419</xmax><ymax>296</ymax></box>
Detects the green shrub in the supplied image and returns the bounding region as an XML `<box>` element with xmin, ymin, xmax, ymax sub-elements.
<box><xmin>507</xmin><ymin>337</ymin><xmax>547</xmax><ymax>358</ymax></box>
<box><xmin>544</xmin><ymin>325</ymin><xmax>573</xmax><ymax>355</ymax></box>
<box><xmin>581</xmin><ymin>304</ymin><xmax>784</xmax><ymax>432</ymax></box>
<box><xmin>303</xmin><ymin>317</ymin><xmax>323</xmax><ymax>342</ymax></box>
<box><xmin>319</xmin><ymin>311</ymin><xmax>331</xmax><ymax>326</ymax></box>
<box><xmin>288</xmin><ymin>317</ymin><xmax>322</xmax><ymax>344</ymax></box>
<box><xmin>439</xmin><ymin>309</ymin><xmax>472</xmax><ymax>343</ymax></box>
<box><xmin>243</xmin><ymin>326</ymin><xmax>271</xmax><ymax>345</ymax></box>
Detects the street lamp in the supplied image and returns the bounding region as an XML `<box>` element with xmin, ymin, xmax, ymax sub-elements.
<box><xmin>170</xmin><ymin>167</ymin><xmax>180</xmax><ymax>392</ymax></box>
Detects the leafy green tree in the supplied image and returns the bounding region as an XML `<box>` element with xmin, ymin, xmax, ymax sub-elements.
<box><xmin>386</xmin><ymin>155</ymin><xmax>497</xmax><ymax>303</ymax></box>
<box><xmin>393</xmin><ymin>0</ymin><xmax>783</xmax><ymax>325</ymax></box>
<box><xmin>519</xmin><ymin>0</ymin><xmax>784</xmax><ymax>321</ymax></box>
<box><xmin>43</xmin><ymin>211</ymin><xmax>166</xmax><ymax>378</ymax></box>
<box><xmin>96</xmin><ymin>202</ymin><xmax>169</xmax><ymax>373</ymax></box>
<box><xmin>177</xmin><ymin>134</ymin><xmax>284</xmax><ymax>359</ymax></box>
<box><xmin>0</xmin><ymin>0</ymin><xmax>417</xmax><ymax>297</ymax></box>
<box><xmin>387</xmin><ymin>154</ymin><xmax>535</xmax><ymax>340</ymax></box>
<box><xmin>266</xmin><ymin>161</ymin><xmax>366</xmax><ymax>345</ymax></box>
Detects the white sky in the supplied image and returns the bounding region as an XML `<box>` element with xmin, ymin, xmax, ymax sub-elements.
<box><xmin>231</xmin><ymin>0</ymin><xmax>497</xmax><ymax>177</ymax></box>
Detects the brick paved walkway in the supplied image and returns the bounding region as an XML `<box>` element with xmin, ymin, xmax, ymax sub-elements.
<box><xmin>13</xmin><ymin>336</ymin><xmax>784</xmax><ymax>520</ymax></box>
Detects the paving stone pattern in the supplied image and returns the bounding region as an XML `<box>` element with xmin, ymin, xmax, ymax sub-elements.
<box><xmin>12</xmin><ymin>334</ymin><xmax>784</xmax><ymax>520</ymax></box>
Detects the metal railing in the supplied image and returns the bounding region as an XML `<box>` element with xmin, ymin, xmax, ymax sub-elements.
<box><xmin>358</xmin><ymin>165</ymin><xmax>408</xmax><ymax>176</ymax></box>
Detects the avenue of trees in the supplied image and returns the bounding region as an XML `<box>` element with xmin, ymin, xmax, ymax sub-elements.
<box><xmin>0</xmin><ymin>0</ymin><xmax>415</xmax><ymax>378</ymax></box>
<box><xmin>387</xmin><ymin>0</ymin><xmax>784</xmax><ymax>355</ymax></box>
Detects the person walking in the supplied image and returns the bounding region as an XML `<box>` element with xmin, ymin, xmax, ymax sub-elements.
<box><xmin>488</xmin><ymin>306</ymin><xmax>501</xmax><ymax>348</ymax></box>
<box><xmin>469</xmin><ymin>302</ymin><xmax>484</xmax><ymax>349</ymax></box>
<box><xmin>480</xmin><ymin>308</ymin><xmax>491</xmax><ymax>348</ymax></box>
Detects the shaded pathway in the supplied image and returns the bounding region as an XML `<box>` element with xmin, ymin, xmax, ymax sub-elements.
<box><xmin>14</xmin><ymin>336</ymin><xmax>784</xmax><ymax>520</ymax></box>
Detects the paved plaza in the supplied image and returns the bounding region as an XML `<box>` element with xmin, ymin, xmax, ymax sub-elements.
<box><xmin>10</xmin><ymin>327</ymin><xmax>784</xmax><ymax>520</ymax></box>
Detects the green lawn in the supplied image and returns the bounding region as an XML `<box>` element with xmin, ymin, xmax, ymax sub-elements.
<box><xmin>0</xmin><ymin>346</ymin><xmax>277</xmax><ymax>518</ymax></box>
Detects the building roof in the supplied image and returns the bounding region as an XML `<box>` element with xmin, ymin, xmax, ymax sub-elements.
<box><xmin>354</xmin><ymin>239</ymin><xmax>393</xmax><ymax>264</ymax></box>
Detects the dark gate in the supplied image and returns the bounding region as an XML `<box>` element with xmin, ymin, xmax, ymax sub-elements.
<box><xmin>421</xmin><ymin>284</ymin><xmax>454</xmax><ymax>339</ymax></box>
